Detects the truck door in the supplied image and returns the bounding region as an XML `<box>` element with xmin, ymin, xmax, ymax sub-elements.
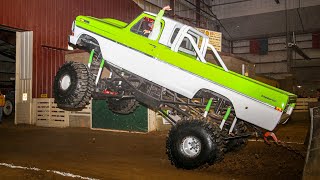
<box><xmin>128</xmin><ymin>16</ymin><xmax>164</xmax><ymax>57</ymax></box>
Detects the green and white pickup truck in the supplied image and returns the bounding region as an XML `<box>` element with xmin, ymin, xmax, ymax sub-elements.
<box><xmin>53</xmin><ymin>11</ymin><xmax>297</xmax><ymax>169</ymax></box>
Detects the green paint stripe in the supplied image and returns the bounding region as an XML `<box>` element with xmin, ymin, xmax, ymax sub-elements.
<box><xmin>89</xmin><ymin>49</ymin><xmax>94</xmax><ymax>64</ymax></box>
<box><xmin>223</xmin><ymin>107</ymin><xmax>231</xmax><ymax>120</ymax></box>
<box><xmin>205</xmin><ymin>98</ymin><xmax>213</xmax><ymax>112</ymax></box>
<box><xmin>100</xmin><ymin>59</ymin><xmax>105</xmax><ymax>68</ymax></box>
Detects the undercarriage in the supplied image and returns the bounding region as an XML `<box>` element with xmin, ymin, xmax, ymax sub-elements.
<box><xmin>88</xmin><ymin>50</ymin><xmax>253</xmax><ymax>137</ymax></box>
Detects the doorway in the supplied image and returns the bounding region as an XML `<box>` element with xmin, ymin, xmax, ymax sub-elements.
<box><xmin>0</xmin><ymin>26</ymin><xmax>16</xmax><ymax>122</ymax></box>
<box><xmin>0</xmin><ymin>25</ymin><xmax>33</xmax><ymax>125</ymax></box>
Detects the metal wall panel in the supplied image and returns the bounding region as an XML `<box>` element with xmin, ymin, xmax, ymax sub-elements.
<box><xmin>19</xmin><ymin>31</ymin><xmax>33</xmax><ymax>80</ymax></box>
<box><xmin>39</xmin><ymin>47</ymin><xmax>65</xmax><ymax>98</ymax></box>
<box><xmin>0</xmin><ymin>0</ymin><xmax>142</xmax><ymax>98</ymax></box>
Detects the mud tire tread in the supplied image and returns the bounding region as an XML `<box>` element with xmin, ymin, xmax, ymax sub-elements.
<box><xmin>53</xmin><ymin>61</ymin><xmax>94</xmax><ymax>109</ymax></box>
<box><xmin>166</xmin><ymin>120</ymin><xmax>225</xmax><ymax>170</ymax></box>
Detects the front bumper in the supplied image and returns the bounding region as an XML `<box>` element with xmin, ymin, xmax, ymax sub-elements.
<box><xmin>69</xmin><ymin>35</ymin><xmax>77</xmax><ymax>45</ymax></box>
<box><xmin>279</xmin><ymin>103</ymin><xmax>296</xmax><ymax>124</ymax></box>
<box><xmin>67</xmin><ymin>35</ymin><xmax>78</xmax><ymax>50</ymax></box>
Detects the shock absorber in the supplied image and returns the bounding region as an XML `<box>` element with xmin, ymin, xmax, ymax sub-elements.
<box><xmin>219</xmin><ymin>106</ymin><xmax>231</xmax><ymax>129</ymax></box>
<box><xmin>95</xmin><ymin>59</ymin><xmax>105</xmax><ymax>85</ymax></box>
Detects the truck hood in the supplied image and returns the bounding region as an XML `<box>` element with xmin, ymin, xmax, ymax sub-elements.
<box><xmin>75</xmin><ymin>16</ymin><xmax>127</xmax><ymax>40</ymax></box>
<box><xmin>76</xmin><ymin>16</ymin><xmax>127</xmax><ymax>30</ymax></box>
<box><xmin>101</xmin><ymin>18</ymin><xmax>128</xmax><ymax>28</ymax></box>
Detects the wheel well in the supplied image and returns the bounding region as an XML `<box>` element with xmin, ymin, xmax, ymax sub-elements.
<box><xmin>194</xmin><ymin>89</ymin><xmax>235</xmax><ymax>112</ymax></box>
<box><xmin>194</xmin><ymin>89</ymin><xmax>230</xmax><ymax>102</ymax></box>
<box><xmin>76</xmin><ymin>34</ymin><xmax>101</xmax><ymax>52</ymax></box>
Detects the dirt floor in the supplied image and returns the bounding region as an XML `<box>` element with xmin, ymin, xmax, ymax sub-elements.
<box><xmin>0</xmin><ymin>112</ymin><xmax>309</xmax><ymax>180</ymax></box>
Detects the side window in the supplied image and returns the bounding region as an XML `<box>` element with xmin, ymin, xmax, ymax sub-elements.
<box><xmin>178</xmin><ymin>34</ymin><xmax>197</xmax><ymax>56</ymax></box>
<box><xmin>130</xmin><ymin>17</ymin><xmax>163</xmax><ymax>38</ymax></box>
<box><xmin>180</xmin><ymin>37</ymin><xmax>195</xmax><ymax>52</ymax></box>
<box><xmin>170</xmin><ymin>28</ymin><xmax>206</xmax><ymax>61</ymax></box>
<box><xmin>131</xmin><ymin>18</ymin><xmax>153</xmax><ymax>37</ymax></box>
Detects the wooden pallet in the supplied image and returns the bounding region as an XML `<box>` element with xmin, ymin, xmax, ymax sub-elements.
<box><xmin>33</xmin><ymin>98</ymin><xmax>91</xmax><ymax>128</ymax></box>
<box><xmin>294</xmin><ymin>98</ymin><xmax>318</xmax><ymax>112</ymax></box>
<box><xmin>33</xmin><ymin>98</ymin><xmax>69</xmax><ymax>127</ymax></box>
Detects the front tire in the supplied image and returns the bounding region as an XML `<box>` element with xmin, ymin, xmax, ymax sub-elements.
<box><xmin>53</xmin><ymin>61</ymin><xmax>94</xmax><ymax>109</ymax></box>
<box><xmin>166</xmin><ymin>120</ymin><xmax>225</xmax><ymax>169</ymax></box>
<box><xmin>226</xmin><ymin>120</ymin><xmax>248</xmax><ymax>152</ymax></box>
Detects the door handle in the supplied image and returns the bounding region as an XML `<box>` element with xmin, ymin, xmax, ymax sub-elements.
<box><xmin>149</xmin><ymin>43</ymin><xmax>156</xmax><ymax>48</ymax></box>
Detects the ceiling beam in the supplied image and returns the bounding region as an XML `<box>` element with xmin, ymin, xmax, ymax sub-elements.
<box><xmin>231</xmin><ymin>28</ymin><xmax>320</xmax><ymax>41</ymax></box>
<box><xmin>209</xmin><ymin>0</ymin><xmax>252</xmax><ymax>7</ymax></box>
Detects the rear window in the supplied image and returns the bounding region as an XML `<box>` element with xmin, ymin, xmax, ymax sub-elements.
<box><xmin>170</xmin><ymin>28</ymin><xmax>180</xmax><ymax>44</ymax></box>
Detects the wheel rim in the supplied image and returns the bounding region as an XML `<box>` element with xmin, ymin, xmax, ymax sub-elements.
<box><xmin>3</xmin><ymin>100</ymin><xmax>13</xmax><ymax>115</ymax></box>
<box><xmin>180</xmin><ymin>136</ymin><xmax>201</xmax><ymax>158</ymax></box>
<box><xmin>60</xmin><ymin>74</ymin><xmax>71</xmax><ymax>91</ymax></box>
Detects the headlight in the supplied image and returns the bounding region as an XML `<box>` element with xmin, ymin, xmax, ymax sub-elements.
<box><xmin>71</xmin><ymin>21</ymin><xmax>75</xmax><ymax>33</ymax></box>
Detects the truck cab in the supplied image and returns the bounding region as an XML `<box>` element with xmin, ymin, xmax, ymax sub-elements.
<box><xmin>128</xmin><ymin>12</ymin><xmax>228</xmax><ymax>70</ymax></box>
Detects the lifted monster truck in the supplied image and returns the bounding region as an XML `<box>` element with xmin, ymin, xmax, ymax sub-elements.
<box><xmin>54</xmin><ymin>11</ymin><xmax>297</xmax><ymax>169</ymax></box>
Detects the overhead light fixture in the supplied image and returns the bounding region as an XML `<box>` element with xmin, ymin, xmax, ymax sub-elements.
<box><xmin>275</xmin><ymin>0</ymin><xmax>280</xmax><ymax>4</ymax></box>
<box><xmin>297</xmin><ymin>85</ymin><xmax>302</xmax><ymax>88</ymax></box>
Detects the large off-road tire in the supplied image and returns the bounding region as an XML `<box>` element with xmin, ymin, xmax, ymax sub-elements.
<box><xmin>53</xmin><ymin>61</ymin><xmax>94</xmax><ymax>109</ymax></box>
<box><xmin>166</xmin><ymin>120</ymin><xmax>225</xmax><ymax>170</ymax></box>
<box><xmin>3</xmin><ymin>99</ymin><xmax>14</xmax><ymax>116</ymax></box>
<box><xmin>226</xmin><ymin>120</ymin><xmax>248</xmax><ymax>152</ymax></box>
<box><xmin>107</xmin><ymin>98</ymin><xmax>139</xmax><ymax>114</ymax></box>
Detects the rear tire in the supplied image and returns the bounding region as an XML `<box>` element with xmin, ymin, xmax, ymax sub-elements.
<box><xmin>166</xmin><ymin>120</ymin><xmax>225</xmax><ymax>169</ymax></box>
<box><xmin>107</xmin><ymin>98</ymin><xmax>139</xmax><ymax>114</ymax></box>
<box><xmin>3</xmin><ymin>99</ymin><xmax>13</xmax><ymax>116</ymax></box>
<box><xmin>53</xmin><ymin>61</ymin><xmax>94</xmax><ymax>109</ymax></box>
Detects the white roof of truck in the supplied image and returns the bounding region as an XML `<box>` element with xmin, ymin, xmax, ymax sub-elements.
<box><xmin>144</xmin><ymin>11</ymin><xmax>185</xmax><ymax>46</ymax></box>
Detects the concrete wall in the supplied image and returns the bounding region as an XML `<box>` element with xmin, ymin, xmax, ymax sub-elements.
<box><xmin>211</xmin><ymin>54</ymin><xmax>255</xmax><ymax>77</ymax></box>
<box><xmin>232</xmin><ymin>33</ymin><xmax>320</xmax><ymax>76</ymax></box>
